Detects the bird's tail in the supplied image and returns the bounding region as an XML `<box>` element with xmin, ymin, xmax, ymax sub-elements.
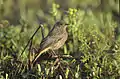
<box><xmin>31</xmin><ymin>47</ymin><xmax>51</xmax><ymax>66</ymax></box>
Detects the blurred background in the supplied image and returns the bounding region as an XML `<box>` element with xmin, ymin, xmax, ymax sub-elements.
<box><xmin>0</xmin><ymin>0</ymin><xmax>120</xmax><ymax>79</ymax></box>
<box><xmin>0</xmin><ymin>0</ymin><xmax>119</xmax><ymax>25</ymax></box>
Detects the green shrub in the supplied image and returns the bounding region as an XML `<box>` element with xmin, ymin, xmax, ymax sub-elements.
<box><xmin>0</xmin><ymin>1</ymin><xmax>120</xmax><ymax>79</ymax></box>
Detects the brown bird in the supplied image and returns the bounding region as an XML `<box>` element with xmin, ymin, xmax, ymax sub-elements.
<box><xmin>32</xmin><ymin>21</ymin><xmax>68</xmax><ymax>65</ymax></box>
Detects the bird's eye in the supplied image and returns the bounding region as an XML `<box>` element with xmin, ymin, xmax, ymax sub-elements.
<box><xmin>60</xmin><ymin>23</ymin><xmax>63</xmax><ymax>25</ymax></box>
<box><xmin>55</xmin><ymin>21</ymin><xmax>63</xmax><ymax>27</ymax></box>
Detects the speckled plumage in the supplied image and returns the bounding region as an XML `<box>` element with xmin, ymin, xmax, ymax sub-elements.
<box><xmin>32</xmin><ymin>21</ymin><xmax>68</xmax><ymax>64</ymax></box>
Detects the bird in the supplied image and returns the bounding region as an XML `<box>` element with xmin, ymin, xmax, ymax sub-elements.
<box><xmin>32</xmin><ymin>20</ymin><xmax>69</xmax><ymax>65</ymax></box>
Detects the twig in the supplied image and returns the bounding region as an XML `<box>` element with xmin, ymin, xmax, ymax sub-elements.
<box><xmin>20</xmin><ymin>24</ymin><xmax>42</xmax><ymax>57</ymax></box>
<box><xmin>41</xmin><ymin>24</ymin><xmax>45</xmax><ymax>39</ymax></box>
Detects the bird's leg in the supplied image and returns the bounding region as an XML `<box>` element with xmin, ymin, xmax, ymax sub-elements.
<box><xmin>51</xmin><ymin>50</ymin><xmax>57</xmax><ymax>56</ymax></box>
<box><xmin>53</xmin><ymin>58</ymin><xmax>60</xmax><ymax>69</ymax></box>
<box><xmin>52</xmin><ymin>54</ymin><xmax>65</xmax><ymax>78</ymax></box>
<box><xmin>52</xmin><ymin>50</ymin><xmax>62</xmax><ymax>70</ymax></box>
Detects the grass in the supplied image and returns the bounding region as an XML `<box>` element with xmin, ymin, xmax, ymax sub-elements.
<box><xmin>0</xmin><ymin>0</ymin><xmax>120</xmax><ymax>79</ymax></box>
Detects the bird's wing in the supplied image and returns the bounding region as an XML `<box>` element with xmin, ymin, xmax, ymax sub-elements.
<box><xmin>32</xmin><ymin>35</ymin><xmax>63</xmax><ymax>64</ymax></box>
<box><xmin>40</xmin><ymin>34</ymin><xmax>63</xmax><ymax>50</ymax></box>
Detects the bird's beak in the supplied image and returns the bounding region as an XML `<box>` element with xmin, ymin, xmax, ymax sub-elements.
<box><xmin>65</xmin><ymin>24</ymin><xmax>69</xmax><ymax>27</ymax></box>
<box><xmin>65</xmin><ymin>24</ymin><xmax>69</xmax><ymax>25</ymax></box>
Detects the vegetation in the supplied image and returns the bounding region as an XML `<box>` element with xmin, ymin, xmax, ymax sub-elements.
<box><xmin>0</xmin><ymin>0</ymin><xmax>120</xmax><ymax>79</ymax></box>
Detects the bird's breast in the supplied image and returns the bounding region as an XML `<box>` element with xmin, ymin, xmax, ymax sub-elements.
<box><xmin>52</xmin><ymin>31</ymin><xmax>68</xmax><ymax>50</ymax></box>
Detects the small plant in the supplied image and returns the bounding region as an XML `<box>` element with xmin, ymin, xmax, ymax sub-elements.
<box><xmin>0</xmin><ymin>1</ymin><xmax>120</xmax><ymax>79</ymax></box>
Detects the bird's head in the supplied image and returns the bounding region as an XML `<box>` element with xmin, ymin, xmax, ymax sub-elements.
<box><xmin>54</xmin><ymin>21</ymin><xmax>69</xmax><ymax>29</ymax></box>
